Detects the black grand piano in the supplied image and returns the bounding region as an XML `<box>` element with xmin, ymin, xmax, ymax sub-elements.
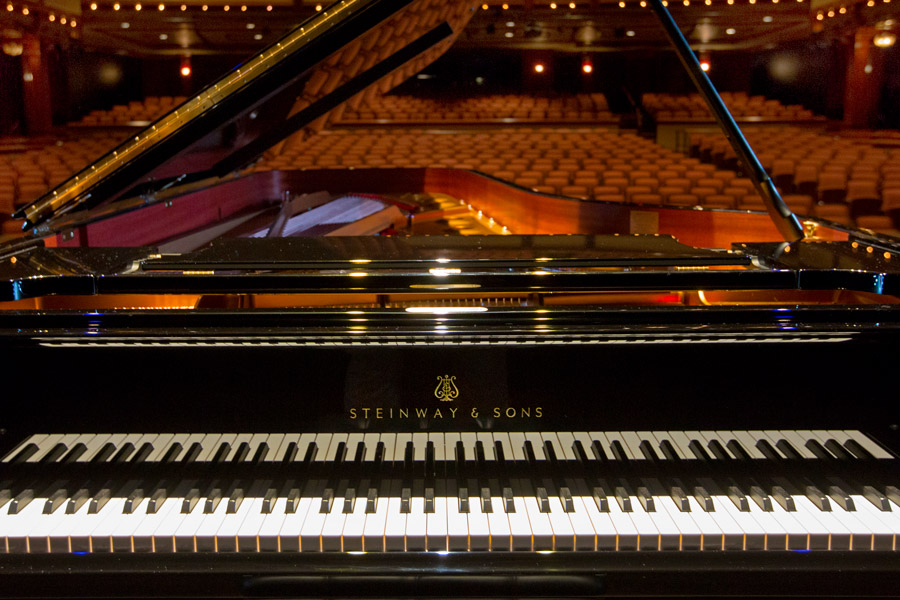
<box><xmin>2</xmin><ymin>0</ymin><xmax>900</xmax><ymax>597</ymax></box>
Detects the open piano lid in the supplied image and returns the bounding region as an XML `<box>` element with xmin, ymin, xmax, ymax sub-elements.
<box><xmin>14</xmin><ymin>0</ymin><xmax>472</xmax><ymax>233</ymax></box>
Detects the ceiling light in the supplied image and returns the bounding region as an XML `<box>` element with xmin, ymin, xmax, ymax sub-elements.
<box><xmin>839</xmin><ymin>5</ymin><xmax>846</xmax><ymax>12</ymax></box>
<box><xmin>241</xmin><ymin>4</ymin><xmax>247</xmax><ymax>10</ymax></box>
<box><xmin>481</xmin><ymin>3</ymin><xmax>488</xmax><ymax>8</ymax></box>
<box><xmin>159</xmin><ymin>33</ymin><xmax>167</xmax><ymax>39</ymax></box>
<box><xmin>266</xmin><ymin>4</ymin><xmax>272</xmax><ymax>10</ymax></box>
<box><xmin>626</xmin><ymin>29</ymin><xmax>635</xmax><ymax>36</ymax></box>
<box><xmin>504</xmin><ymin>31</ymin><xmax>513</xmax><ymax>37</ymax></box>
<box><xmin>550</xmin><ymin>1</ymin><xmax>557</xmax><ymax>6</ymax></box>
<box><xmin>21</xmin><ymin>6</ymin><xmax>27</xmax><ymax>13</ymax></box>
<box><xmin>254</xmin><ymin>33</ymin><xmax>262</xmax><ymax>39</ymax></box>
<box><xmin>5</xmin><ymin>3</ymin><xmax>12</xmax><ymax>11</ymax></box>
<box><xmin>640</xmin><ymin>1</ymin><xmax>646</xmax><ymax>5</ymax></box>
<box><xmin>158</xmin><ymin>3</ymin><xmax>164</xmax><ymax>9</ymax></box>
<box><xmin>120</xmin><ymin>21</ymin><xmax>129</xmax><ymax>27</ymax></box>
<box><xmin>534</xmin><ymin>62</ymin><xmax>545</xmax><ymax>72</ymax></box>
<box><xmin>726</xmin><ymin>27</ymin><xmax>736</xmax><ymax>34</ymax></box>
<box><xmin>874</xmin><ymin>31</ymin><xmax>896</xmax><ymax>47</ymax></box>
<box><xmin>60</xmin><ymin>16</ymin><xmax>66</xmax><ymax>23</ymax></box>
<box><xmin>180</xmin><ymin>3</ymin><xmax>186</xmax><ymax>9</ymax></box>
<box><xmin>700</xmin><ymin>60</ymin><xmax>710</xmax><ymax>72</ymax></box>
<box><xmin>246</xmin><ymin>22</ymin><xmax>255</xmax><ymax>28</ymax></box>
<box><xmin>134</xmin><ymin>3</ymin><xmax>141</xmax><ymax>10</ymax></box>
<box><xmin>315</xmin><ymin>3</ymin><xmax>322</xmax><ymax>9</ymax></box>
<box><xmin>90</xmin><ymin>2</ymin><xmax>98</xmax><ymax>9</ymax></box>
<box><xmin>70</xmin><ymin>19</ymin><xmax>75</xmax><ymax>26</ymax></box>
<box><xmin>501</xmin><ymin>2</ymin><xmax>509</xmax><ymax>8</ymax></box>
<box><xmin>619</xmin><ymin>1</ymin><xmax>625</xmax><ymax>6</ymax></box>
<box><xmin>223</xmin><ymin>4</ymin><xmax>229</xmax><ymax>10</ymax></box>
<box><xmin>201</xmin><ymin>4</ymin><xmax>207</xmax><ymax>9</ymax></box>
<box><xmin>506</xmin><ymin>20</ymin><xmax>515</xmax><ymax>26</ymax></box>
<box><xmin>48</xmin><ymin>13</ymin><xmax>55</xmax><ymax>20</ymax></box>
<box><xmin>113</xmin><ymin>2</ymin><xmax>120</xmax><ymax>9</ymax></box>
<box><xmin>568</xmin><ymin>1</ymin><xmax>575</xmax><ymax>7</ymax></box>
<box><xmin>763</xmin><ymin>15</ymin><xmax>773</xmax><ymax>21</ymax></box>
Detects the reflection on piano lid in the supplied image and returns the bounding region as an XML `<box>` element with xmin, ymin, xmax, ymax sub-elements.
<box><xmin>3</xmin><ymin>0</ymin><xmax>900</xmax><ymax>596</ymax></box>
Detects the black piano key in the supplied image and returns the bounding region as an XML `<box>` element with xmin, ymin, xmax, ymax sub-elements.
<box><xmin>261</xmin><ymin>488</ymin><xmax>277</xmax><ymax>514</ymax></box>
<box><xmin>457</xmin><ymin>485</ymin><xmax>470</xmax><ymax>513</ymax></box>
<box><xmin>40</xmin><ymin>443</ymin><xmax>68</xmax><ymax>464</ymax></box>
<box><xmin>9</xmin><ymin>443</ymin><xmax>39</xmax><ymax>464</ymax></box>
<box><xmin>160</xmin><ymin>443</ymin><xmax>183</xmax><ymax>463</ymax></box>
<box><xmin>227</xmin><ymin>488</ymin><xmax>245</xmax><ymax>513</ymax></box>
<box><xmin>804</xmin><ymin>439</ymin><xmax>835</xmax><ymax>461</ymax></box>
<box><xmin>636</xmin><ymin>486</ymin><xmax>655</xmax><ymax>512</ymax></box>
<box><xmin>613</xmin><ymin>485</ymin><xmax>632</xmax><ymax>512</ymax></box>
<box><xmin>92</xmin><ymin>442</ymin><xmax>117</xmax><ymax>464</ymax></box>
<box><xmin>365</xmin><ymin>487</ymin><xmax>377</xmax><ymax>514</ymax></box>
<box><xmin>826</xmin><ymin>484</ymin><xmax>855</xmax><ymax>512</ymax></box>
<box><xmin>590</xmin><ymin>439</ymin><xmax>609</xmax><ymax>462</ymax></box>
<box><xmin>824</xmin><ymin>439</ymin><xmax>854</xmax><ymax>461</ymax></box>
<box><xmin>775</xmin><ymin>439</ymin><xmax>803</xmax><ymax>460</ymax></box>
<box><xmin>43</xmin><ymin>489</ymin><xmax>68</xmax><ymax>514</ymax></box>
<box><xmin>0</xmin><ymin>489</ymin><xmax>13</xmax><ymax>511</ymax></box>
<box><xmin>804</xmin><ymin>485</ymin><xmax>832</xmax><ymax>511</ymax></box>
<box><xmin>658</xmin><ymin>439</ymin><xmax>680</xmax><ymax>462</ymax></box>
<box><xmin>89</xmin><ymin>488</ymin><xmax>112</xmax><ymax>514</ymax></box>
<box><xmin>9</xmin><ymin>489</ymin><xmax>34</xmax><ymax>514</ymax></box>
<box><xmin>400</xmin><ymin>486</ymin><xmax>411</xmax><ymax>514</ymax></box>
<box><xmin>112</xmin><ymin>443</ymin><xmax>135</xmax><ymax>463</ymax></box>
<box><xmin>342</xmin><ymin>487</ymin><xmax>356</xmax><ymax>514</ymax></box>
<box><xmin>688</xmin><ymin>439</ymin><xmax>712</xmax><ymax>461</ymax></box>
<box><xmin>182</xmin><ymin>488</ymin><xmax>201</xmax><ymax>513</ymax></box>
<box><xmin>591</xmin><ymin>485</ymin><xmax>610</xmax><ymax>513</ymax></box>
<box><xmin>706</xmin><ymin>439</ymin><xmax>731</xmax><ymax>461</ymax></box>
<box><xmin>124</xmin><ymin>488</ymin><xmax>145</xmax><ymax>514</ymax></box>
<box><xmin>886</xmin><ymin>486</ymin><xmax>900</xmax><ymax>509</ymax></box>
<box><xmin>670</xmin><ymin>486</ymin><xmax>690</xmax><ymax>512</ymax></box>
<box><xmin>609</xmin><ymin>440</ymin><xmax>630</xmax><ymax>463</ymax></box>
<box><xmin>281</xmin><ymin>441</ymin><xmax>298</xmax><ymax>463</ymax></box>
<box><xmin>536</xmin><ymin>487</ymin><xmax>550</xmax><ymax>513</ymax></box>
<box><xmin>319</xmin><ymin>487</ymin><xmax>335</xmax><ymax>514</ymax></box>
<box><xmin>231</xmin><ymin>442</ymin><xmax>251</xmax><ymax>464</ymax></box>
<box><xmin>66</xmin><ymin>488</ymin><xmax>90</xmax><ymax>514</ymax></box>
<box><xmin>559</xmin><ymin>486</ymin><xmax>574</xmax><ymax>513</ymax></box>
<box><xmin>182</xmin><ymin>442</ymin><xmax>202</xmax><ymax>464</ymax></box>
<box><xmin>755</xmin><ymin>439</ymin><xmax>783</xmax><ymax>461</ymax></box>
<box><xmin>862</xmin><ymin>485</ymin><xmax>892</xmax><ymax>512</ymax></box>
<box><xmin>285</xmin><ymin>487</ymin><xmax>301</xmax><ymax>514</ymax></box>
<box><xmin>725</xmin><ymin>439</ymin><xmax>751</xmax><ymax>461</ymax></box>
<box><xmin>204</xmin><ymin>488</ymin><xmax>223</xmax><ymax>514</ymax></box>
<box><xmin>252</xmin><ymin>443</ymin><xmax>269</xmax><ymax>463</ymax></box>
<box><xmin>502</xmin><ymin>486</ymin><xmax>515</xmax><ymax>513</ymax></box>
<box><xmin>749</xmin><ymin>485</ymin><xmax>772</xmax><ymax>512</ymax></box>
<box><xmin>726</xmin><ymin>485</ymin><xmax>750</xmax><ymax>512</ymax></box>
<box><xmin>843</xmin><ymin>439</ymin><xmax>875</xmax><ymax>460</ymax></box>
<box><xmin>480</xmin><ymin>486</ymin><xmax>493</xmax><ymax>513</ymax></box>
<box><xmin>771</xmin><ymin>485</ymin><xmax>796</xmax><ymax>512</ymax></box>
<box><xmin>147</xmin><ymin>488</ymin><xmax>167</xmax><ymax>514</ymax></box>
<box><xmin>425</xmin><ymin>487</ymin><xmax>435</xmax><ymax>514</ymax></box>
<box><xmin>211</xmin><ymin>442</ymin><xmax>232</xmax><ymax>464</ymax></box>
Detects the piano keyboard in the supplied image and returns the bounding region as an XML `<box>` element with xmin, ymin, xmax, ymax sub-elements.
<box><xmin>0</xmin><ymin>430</ymin><xmax>897</xmax><ymax>554</ymax></box>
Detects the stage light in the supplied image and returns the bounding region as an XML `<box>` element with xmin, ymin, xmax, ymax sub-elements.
<box><xmin>180</xmin><ymin>56</ymin><xmax>191</xmax><ymax>77</ymax></box>
<box><xmin>60</xmin><ymin>15</ymin><xmax>66</xmax><ymax>23</ymax></box>
<box><xmin>534</xmin><ymin>62</ymin><xmax>545</xmax><ymax>73</ymax></box>
<box><xmin>158</xmin><ymin>3</ymin><xmax>164</xmax><ymax>9</ymax></box>
<box><xmin>241</xmin><ymin>5</ymin><xmax>247</xmax><ymax>10</ymax></box>
<box><xmin>201</xmin><ymin>4</ymin><xmax>207</xmax><ymax>9</ymax></box>
<box><xmin>180</xmin><ymin>3</ymin><xmax>186</xmax><ymax>9</ymax></box>
<box><xmin>839</xmin><ymin>6</ymin><xmax>846</xmax><ymax>13</ymax></box>
<box><xmin>70</xmin><ymin>19</ymin><xmax>75</xmax><ymax>26</ymax></box>
<box><xmin>699</xmin><ymin>53</ymin><xmax>711</xmax><ymax>72</ymax></box>
<box><xmin>501</xmin><ymin>2</ymin><xmax>509</xmax><ymax>8</ymax></box>
<box><xmin>700</xmin><ymin>61</ymin><xmax>710</xmax><ymax>72</ymax></box>
<box><xmin>315</xmin><ymin>3</ymin><xmax>322</xmax><ymax>9</ymax></box>
<box><xmin>640</xmin><ymin>1</ymin><xmax>646</xmax><ymax>6</ymax></box>
<box><xmin>726</xmin><ymin>27</ymin><xmax>736</xmax><ymax>34</ymax></box>
<box><xmin>223</xmin><ymin>4</ymin><xmax>229</xmax><ymax>10</ymax></box>
<box><xmin>550</xmin><ymin>2</ymin><xmax>557</xmax><ymax>7</ymax></box>
<box><xmin>113</xmin><ymin>2</ymin><xmax>120</xmax><ymax>9</ymax></box>
<box><xmin>21</xmin><ymin>6</ymin><xmax>28</xmax><ymax>13</ymax></box>
<box><xmin>582</xmin><ymin>60</ymin><xmax>593</xmax><ymax>73</ymax></box>
<box><xmin>48</xmin><ymin>13</ymin><xmax>55</xmax><ymax>20</ymax></box>
<box><xmin>5</xmin><ymin>4</ymin><xmax>12</xmax><ymax>12</ymax></box>
<box><xmin>619</xmin><ymin>1</ymin><xmax>625</xmax><ymax>7</ymax></box>
<box><xmin>134</xmin><ymin>3</ymin><xmax>141</xmax><ymax>10</ymax></box>
<box><xmin>266</xmin><ymin>4</ymin><xmax>272</xmax><ymax>9</ymax></box>
<box><xmin>90</xmin><ymin>2</ymin><xmax>98</xmax><ymax>9</ymax></box>
<box><xmin>481</xmin><ymin>3</ymin><xmax>488</xmax><ymax>8</ymax></box>
<box><xmin>568</xmin><ymin>1</ymin><xmax>575</xmax><ymax>7</ymax></box>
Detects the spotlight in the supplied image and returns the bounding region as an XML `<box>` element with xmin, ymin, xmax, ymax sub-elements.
<box><xmin>699</xmin><ymin>53</ymin><xmax>711</xmax><ymax>72</ymax></box>
<box><xmin>550</xmin><ymin>1</ymin><xmax>557</xmax><ymax>6</ymax></box>
<box><xmin>180</xmin><ymin>56</ymin><xmax>192</xmax><ymax>77</ymax></box>
<box><xmin>874</xmin><ymin>31</ymin><xmax>896</xmax><ymax>47</ymax></box>
<box><xmin>49</xmin><ymin>13</ymin><xmax>55</xmax><ymax>20</ymax></box>
<box><xmin>581</xmin><ymin>56</ymin><xmax>593</xmax><ymax>73</ymax></box>
<box><xmin>90</xmin><ymin>2</ymin><xmax>97</xmax><ymax>9</ymax></box>
<box><xmin>134</xmin><ymin>3</ymin><xmax>141</xmax><ymax>10</ymax></box>
<box><xmin>113</xmin><ymin>2</ymin><xmax>120</xmax><ymax>9</ymax></box>
<box><xmin>534</xmin><ymin>62</ymin><xmax>545</xmax><ymax>73</ymax></box>
<box><xmin>266</xmin><ymin>4</ymin><xmax>272</xmax><ymax>9</ymax></box>
<box><xmin>60</xmin><ymin>15</ymin><xmax>66</xmax><ymax>22</ymax></box>
<box><xmin>481</xmin><ymin>2</ymin><xmax>488</xmax><ymax>8</ymax></box>
<box><xmin>180</xmin><ymin>3</ymin><xmax>186</xmax><ymax>9</ymax></box>
<box><xmin>158</xmin><ymin>3</ymin><xmax>164</xmax><ymax>9</ymax></box>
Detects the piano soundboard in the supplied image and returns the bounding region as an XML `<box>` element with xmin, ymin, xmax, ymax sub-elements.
<box><xmin>2</xmin><ymin>430</ymin><xmax>897</xmax><ymax>555</ymax></box>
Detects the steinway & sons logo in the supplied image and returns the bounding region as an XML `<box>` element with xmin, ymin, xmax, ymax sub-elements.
<box><xmin>347</xmin><ymin>374</ymin><xmax>543</xmax><ymax>421</ymax></box>
<box><xmin>434</xmin><ymin>375</ymin><xmax>459</xmax><ymax>402</ymax></box>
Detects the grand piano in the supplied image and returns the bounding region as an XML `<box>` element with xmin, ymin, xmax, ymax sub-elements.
<box><xmin>2</xmin><ymin>0</ymin><xmax>900</xmax><ymax>597</ymax></box>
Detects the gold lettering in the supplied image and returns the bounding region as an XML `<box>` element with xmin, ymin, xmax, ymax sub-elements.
<box><xmin>434</xmin><ymin>409</ymin><xmax>443</xmax><ymax>419</ymax></box>
<box><xmin>400</xmin><ymin>408</ymin><xmax>408</xmax><ymax>418</ymax></box>
<box><xmin>349</xmin><ymin>408</ymin><xmax>357</xmax><ymax>419</ymax></box>
<box><xmin>449</xmin><ymin>407</ymin><xmax>458</xmax><ymax>418</ymax></box>
<box><xmin>361</xmin><ymin>408</ymin><xmax>370</xmax><ymax>419</ymax></box>
<box><xmin>505</xmin><ymin>407</ymin><xmax>516</xmax><ymax>418</ymax></box>
<box><xmin>493</xmin><ymin>407</ymin><xmax>501</xmax><ymax>418</ymax></box>
<box><xmin>535</xmin><ymin>407</ymin><xmax>543</xmax><ymax>418</ymax></box>
<box><xmin>376</xmin><ymin>407</ymin><xmax>383</xmax><ymax>419</ymax></box>
<box><xmin>416</xmin><ymin>408</ymin><xmax>428</xmax><ymax>418</ymax></box>
<box><xmin>471</xmin><ymin>408</ymin><xmax>479</xmax><ymax>418</ymax></box>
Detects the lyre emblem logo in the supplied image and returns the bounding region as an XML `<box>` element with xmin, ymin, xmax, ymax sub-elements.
<box><xmin>434</xmin><ymin>375</ymin><xmax>459</xmax><ymax>402</ymax></box>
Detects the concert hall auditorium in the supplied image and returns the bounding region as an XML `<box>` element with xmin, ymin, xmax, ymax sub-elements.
<box><xmin>1</xmin><ymin>0</ymin><xmax>899</xmax><ymax>239</ymax></box>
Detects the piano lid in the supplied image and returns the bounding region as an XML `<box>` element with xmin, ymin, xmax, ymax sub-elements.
<box><xmin>14</xmin><ymin>0</ymin><xmax>476</xmax><ymax>232</ymax></box>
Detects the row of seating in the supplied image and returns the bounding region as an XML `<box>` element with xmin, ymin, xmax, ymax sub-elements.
<box><xmin>334</xmin><ymin>93</ymin><xmax>617</xmax><ymax>124</ymax></box>
<box><xmin>644</xmin><ymin>92</ymin><xmax>822</xmax><ymax>123</ymax></box>
<box><xmin>263</xmin><ymin>128</ymin><xmax>784</xmax><ymax>210</ymax></box>
<box><xmin>73</xmin><ymin>96</ymin><xmax>188</xmax><ymax>127</ymax></box>
<box><xmin>689</xmin><ymin>127</ymin><xmax>900</xmax><ymax>233</ymax></box>
<box><xmin>0</xmin><ymin>132</ymin><xmax>123</xmax><ymax>222</ymax></box>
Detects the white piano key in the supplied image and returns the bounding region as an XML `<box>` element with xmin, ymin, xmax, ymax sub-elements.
<box><xmin>312</xmin><ymin>434</ymin><xmax>333</xmax><ymax>462</ymax></box>
<box><xmin>299</xmin><ymin>493</ymin><xmax>329</xmax><ymax>552</ymax></box>
<box><xmin>340</xmin><ymin>493</ymin><xmax>367</xmax><ymax>552</ymax></box>
<box><xmin>277</xmin><ymin>496</ymin><xmax>313</xmax><ymax>552</ymax></box>
<box><xmin>363</xmin><ymin>434</ymin><xmax>381</xmax><ymax>461</ymax></box>
<box><xmin>428</xmin><ymin>432</ymin><xmax>445</xmax><ymax>462</ymax></box>
<box><xmin>131</xmin><ymin>496</ymin><xmax>182</xmax><ymax>552</ymax></box>
<box><xmin>678</xmin><ymin>496</ymin><xmax>725</xmax><ymax>551</ymax></box>
<box><xmin>145</xmin><ymin>433</ymin><xmax>176</xmax><ymax>461</ymax></box>
<box><xmin>426</xmin><ymin>495</ymin><xmax>448</xmax><ymax>552</ymax></box>
<box><xmin>491</xmin><ymin>433</ymin><xmax>511</xmax><ymax>462</ymax></box>
<box><xmin>190</xmin><ymin>497</ymin><xmax>230</xmax><ymax>552</ymax></box>
<box><xmin>604</xmin><ymin>432</ymin><xmax>636</xmax><ymax>460</ymax></box>
<box><xmin>656</xmin><ymin>496</ymin><xmax>700</xmax><ymax>550</ymax></box>
<box><xmin>571</xmin><ymin>432</ymin><xmax>596</xmax><ymax>459</ymax></box>
<box><xmin>2</xmin><ymin>501</ymin><xmax>47</xmax><ymax>553</ymax></box>
<box><xmin>714</xmin><ymin>495</ymin><xmax>766</xmax><ymax>550</ymax></box>
<box><xmin>476</xmin><ymin>432</ymin><xmax>495</xmax><ymax>460</ymax></box>
<box><xmin>555</xmin><ymin>432</ymin><xmax>577</xmax><ymax>461</ymax></box>
<box><xmin>256</xmin><ymin>497</ymin><xmax>288</xmax><ymax>552</ymax></box>
<box><xmin>643</xmin><ymin>496</ymin><xmax>682</xmax><ymax>550</ymax></box>
<box><xmin>735</xmin><ymin>431</ymin><xmax>769</xmax><ymax>459</ymax></box>
<box><xmin>446</xmin><ymin>492</ymin><xmax>469</xmax><ymax>551</ymax></box>
<box><xmin>624</xmin><ymin>496</ymin><xmax>660</xmax><ymax>551</ymax></box>
<box><xmin>148</xmin><ymin>496</ymin><xmax>192</xmax><ymax>553</ymax></box>
<box><xmin>620</xmin><ymin>432</ymin><xmax>647</xmax><ymax>459</ymax></box>
<box><xmin>745</xmin><ymin>499</ymin><xmax>789</xmax><ymax>551</ymax></box>
<box><xmin>524</xmin><ymin>432</ymin><xmax>545</xmax><ymax>459</ymax></box>
<box><xmin>777</xmin><ymin>430</ymin><xmax>817</xmax><ymax>459</ymax></box>
<box><xmin>394</xmin><ymin>433</ymin><xmax>412</xmax><ymax>462</ymax></box>
<box><xmin>508</xmin><ymin>433</ymin><xmax>526</xmax><ymax>461</ymax></box>
<box><xmin>523</xmin><ymin>496</ymin><xmax>553</xmax><ymax>551</ymax></box>
<box><xmin>852</xmin><ymin>495</ymin><xmax>899</xmax><ymax>551</ymax></box>
<box><xmin>194</xmin><ymin>434</ymin><xmax>223</xmax><ymax>461</ymax></box>
<box><xmin>412</xmin><ymin>433</ymin><xmax>429</xmax><ymax>462</ymax></box>
<box><xmin>460</xmin><ymin>433</ymin><xmax>478</xmax><ymax>463</ymax></box>
<box><xmin>1</xmin><ymin>434</ymin><xmax>50</xmax><ymax>462</ymax></box>
<box><xmin>214</xmin><ymin>494</ymin><xmax>259</xmax><ymax>552</ymax></box>
<box><xmin>406</xmin><ymin>496</ymin><xmax>427</xmax><ymax>551</ymax></box>
<box><xmin>384</xmin><ymin>496</ymin><xmax>406</xmax><ymax>552</ymax></box>
<box><xmin>379</xmin><ymin>434</ymin><xmax>396</xmax><ymax>466</ymax></box>
<box><xmin>486</xmin><ymin>493</ymin><xmax>511</xmax><ymax>551</ymax></box>
<box><xmin>842</xmin><ymin>430</ymin><xmax>893</xmax><ymax>460</ymax></box>
<box><xmin>660</xmin><ymin>431</ymin><xmax>690</xmax><ymax>459</ymax></box>
<box><xmin>111</xmin><ymin>498</ymin><xmax>153</xmax><ymax>552</ymax></box>
<box><xmin>320</xmin><ymin>497</ymin><xmax>347</xmax><ymax>552</ymax></box>
<box><xmin>574</xmin><ymin>495</ymin><xmax>612</xmax><ymax>551</ymax></box>
<box><xmin>795</xmin><ymin>495</ymin><xmax>852</xmax><ymax>550</ymax></box>
<box><xmin>506</xmin><ymin>495</ymin><xmax>533</xmax><ymax>551</ymax></box>
<box><xmin>362</xmin><ymin>491</ymin><xmax>389</xmax><ymax>552</ymax></box>
<box><xmin>467</xmin><ymin>491</ymin><xmax>490</xmax><ymax>551</ymax></box>
<box><xmin>545</xmin><ymin>495</ymin><xmax>575</xmax><ymax>551</ymax></box>
<box><xmin>606</xmin><ymin>497</ymin><xmax>639</xmax><ymax>551</ymax></box>
<box><xmin>262</xmin><ymin>434</ymin><xmax>287</xmax><ymax>461</ymax></box>
<box><xmin>172</xmin><ymin>494</ymin><xmax>219</xmax><ymax>553</ymax></box>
